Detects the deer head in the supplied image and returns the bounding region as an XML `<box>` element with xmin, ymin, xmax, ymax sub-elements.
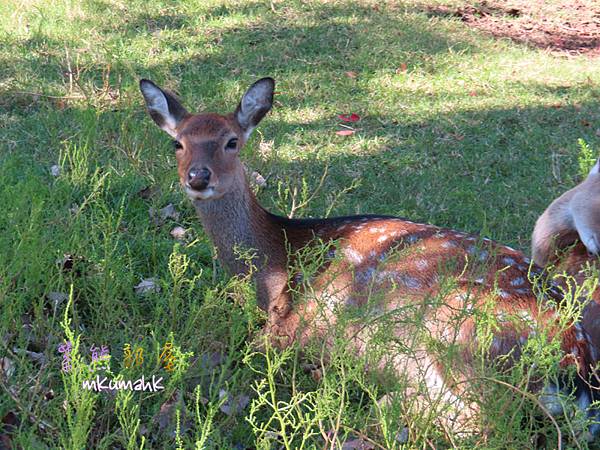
<box><xmin>139</xmin><ymin>78</ymin><xmax>275</xmax><ymax>201</ymax></box>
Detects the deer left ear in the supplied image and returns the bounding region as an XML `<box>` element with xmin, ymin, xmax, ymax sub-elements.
<box><xmin>139</xmin><ymin>79</ymin><xmax>189</xmax><ymax>138</ymax></box>
<box><xmin>235</xmin><ymin>77</ymin><xmax>275</xmax><ymax>139</ymax></box>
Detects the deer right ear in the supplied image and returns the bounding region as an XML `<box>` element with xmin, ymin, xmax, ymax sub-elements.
<box><xmin>139</xmin><ymin>79</ymin><xmax>189</xmax><ymax>138</ymax></box>
<box><xmin>235</xmin><ymin>77</ymin><xmax>275</xmax><ymax>139</ymax></box>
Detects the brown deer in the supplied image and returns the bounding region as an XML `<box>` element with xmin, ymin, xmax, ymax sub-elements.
<box><xmin>533</xmin><ymin>159</ymin><xmax>600</xmax><ymax>418</ymax></box>
<box><xmin>140</xmin><ymin>77</ymin><xmax>599</xmax><ymax>437</ymax></box>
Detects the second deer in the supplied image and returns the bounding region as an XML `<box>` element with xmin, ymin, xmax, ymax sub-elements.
<box><xmin>140</xmin><ymin>77</ymin><xmax>600</xmax><ymax>438</ymax></box>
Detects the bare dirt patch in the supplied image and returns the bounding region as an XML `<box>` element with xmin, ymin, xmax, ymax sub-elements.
<box><xmin>425</xmin><ymin>0</ymin><xmax>600</xmax><ymax>56</ymax></box>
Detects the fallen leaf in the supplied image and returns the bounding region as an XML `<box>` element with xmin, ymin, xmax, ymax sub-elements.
<box><xmin>581</xmin><ymin>120</ymin><xmax>591</xmax><ymax>127</ymax></box>
<box><xmin>47</xmin><ymin>292</ymin><xmax>68</xmax><ymax>306</ymax></box>
<box><xmin>396</xmin><ymin>427</ymin><xmax>409</xmax><ymax>443</ymax></box>
<box><xmin>0</xmin><ymin>357</ymin><xmax>15</xmax><ymax>379</ymax></box>
<box><xmin>150</xmin><ymin>204</ymin><xmax>180</xmax><ymax>226</ymax></box>
<box><xmin>396</xmin><ymin>63</ymin><xmax>408</xmax><ymax>73</ymax></box>
<box><xmin>156</xmin><ymin>391</ymin><xmax>179</xmax><ymax>431</ymax></box>
<box><xmin>468</xmin><ymin>91</ymin><xmax>478</xmax><ymax>96</ymax></box>
<box><xmin>138</xmin><ymin>185</ymin><xmax>161</xmax><ymax>200</ymax></box>
<box><xmin>251</xmin><ymin>171</ymin><xmax>267</xmax><ymax>187</ymax></box>
<box><xmin>50</xmin><ymin>165</ymin><xmax>61</xmax><ymax>177</ymax></box>
<box><xmin>160</xmin><ymin>204</ymin><xmax>180</xmax><ymax>221</ymax></box>
<box><xmin>13</xmin><ymin>348</ymin><xmax>46</xmax><ymax>365</ymax></box>
<box><xmin>336</xmin><ymin>130</ymin><xmax>355</xmax><ymax>136</ymax></box>
<box><xmin>0</xmin><ymin>411</ymin><xmax>19</xmax><ymax>449</ymax></box>
<box><xmin>338</xmin><ymin>113</ymin><xmax>360</xmax><ymax>122</ymax></box>
<box><xmin>219</xmin><ymin>389</ymin><xmax>250</xmax><ymax>416</ymax></box>
<box><xmin>134</xmin><ymin>278</ymin><xmax>161</xmax><ymax>296</ymax></box>
<box><xmin>310</xmin><ymin>367</ymin><xmax>322</xmax><ymax>382</ymax></box>
<box><xmin>342</xmin><ymin>438</ymin><xmax>375</xmax><ymax>449</ymax></box>
<box><xmin>170</xmin><ymin>226</ymin><xmax>187</xmax><ymax>241</ymax></box>
<box><xmin>345</xmin><ymin>71</ymin><xmax>358</xmax><ymax>79</ymax></box>
<box><xmin>199</xmin><ymin>352</ymin><xmax>225</xmax><ymax>371</ymax></box>
<box><xmin>56</xmin><ymin>254</ymin><xmax>86</xmax><ymax>275</ymax></box>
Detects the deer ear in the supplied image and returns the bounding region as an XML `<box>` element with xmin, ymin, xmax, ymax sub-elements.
<box><xmin>139</xmin><ymin>79</ymin><xmax>189</xmax><ymax>138</ymax></box>
<box><xmin>235</xmin><ymin>77</ymin><xmax>274</xmax><ymax>139</ymax></box>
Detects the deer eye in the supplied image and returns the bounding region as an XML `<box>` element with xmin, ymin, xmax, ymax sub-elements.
<box><xmin>172</xmin><ymin>140</ymin><xmax>183</xmax><ymax>150</ymax></box>
<box><xmin>225</xmin><ymin>138</ymin><xmax>238</xmax><ymax>150</ymax></box>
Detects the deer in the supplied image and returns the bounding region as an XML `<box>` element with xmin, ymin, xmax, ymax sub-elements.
<box><xmin>139</xmin><ymin>77</ymin><xmax>600</xmax><ymax>439</ymax></box>
<box><xmin>533</xmin><ymin>159</ymin><xmax>600</xmax><ymax>384</ymax></box>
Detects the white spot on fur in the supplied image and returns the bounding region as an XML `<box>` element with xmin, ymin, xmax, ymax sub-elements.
<box><xmin>344</xmin><ymin>247</ymin><xmax>364</xmax><ymax>265</ymax></box>
<box><xmin>415</xmin><ymin>259</ymin><xmax>428</xmax><ymax>270</ymax></box>
<box><xmin>510</xmin><ymin>277</ymin><xmax>525</xmax><ymax>286</ymax></box>
<box><xmin>517</xmin><ymin>310</ymin><xmax>533</xmax><ymax>322</ymax></box>
<box><xmin>499</xmin><ymin>290</ymin><xmax>511</xmax><ymax>299</ymax></box>
<box><xmin>336</xmin><ymin>225</ymin><xmax>347</xmax><ymax>232</ymax></box>
<box><xmin>405</xmin><ymin>235</ymin><xmax>419</xmax><ymax>244</ymax></box>
<box><xmin>441</xmin><ymin>241</ymin><xmax>457</xmax><ymax>249</ymax></box>
<box><xmin>377</xmin><ymin>235</ymin><xmax>389</xmax><ymax>243</ymax></box>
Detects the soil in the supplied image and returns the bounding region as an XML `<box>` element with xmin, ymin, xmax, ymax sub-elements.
<box><xmin>425</xmin><ymin>0</ymin><xmax>600</xmax><ymax>57</ymax></box>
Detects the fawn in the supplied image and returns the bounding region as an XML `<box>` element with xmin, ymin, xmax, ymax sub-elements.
<box><xmin>140</xmin><ymin>77</ymin><xmax>599</xmax><ymax>437</ymax></box>
<box><xmin>533</xmin><ymin>159</ymin><xmax>600</xmax><ymax>376</ymax></box>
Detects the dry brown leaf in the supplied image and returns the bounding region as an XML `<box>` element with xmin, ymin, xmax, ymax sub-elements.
<box><xmin>219</xmin><ymin>389</ymin><xmax>250</xmax><ymax>416</ymax></box>
<box><xmin>0</xmin><ymin>357</ymin><xmax>15</xmax><ymax>379</ymax></box>
<box><xmin>170</xmin><ymin>226</ymin><xmax>188</xmax><ymax>241</ymax></box>
<box><xmin>251</xmin><ymin>171</ymin><xmax>267</xmax><ymax>187</ymax></box>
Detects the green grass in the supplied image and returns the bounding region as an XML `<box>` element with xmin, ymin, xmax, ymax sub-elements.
<box><xmin>1</xmin><ymin>0</ymin><xmax>600</xmax><ymax>448</ymax></box>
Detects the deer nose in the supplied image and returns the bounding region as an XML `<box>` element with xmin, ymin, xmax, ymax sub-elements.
<box><xmin>188</xmin><ymin>167</ymin><xmax>211</xmax><ymax>190</ymax></box>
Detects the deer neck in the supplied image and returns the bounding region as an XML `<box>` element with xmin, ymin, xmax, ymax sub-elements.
<box><xmin>192</xmin><ymin>171</ymin><xmax>285</xmax><ymax>276</ymax></box>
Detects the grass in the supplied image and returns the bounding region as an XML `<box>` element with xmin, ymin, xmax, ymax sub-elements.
<box><xmin>1</xmin><ymin>0</ymin><xmax>600</xmax><ymax>448</ymax></box>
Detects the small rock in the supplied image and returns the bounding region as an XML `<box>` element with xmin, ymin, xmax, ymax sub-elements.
<box><xmin>134</xmin><ymin>278</ymin><xmax>161</xmax><ymax>295</ymax></box>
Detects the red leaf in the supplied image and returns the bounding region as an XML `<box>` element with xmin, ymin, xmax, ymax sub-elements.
<box><xmin>396</xmin><ymin>63</ymin><xmax>408</xmax><ymax>73</ymax></box>
<box><xmin>468</xmin><ymin>91</ymin><xmax>478</xmax><ymax>96</ymax></box>
<box><xmin>345</xmin><ymin>71</ymin><xmax>357</xmax><ymax>79</ymax></box>
<box><xmin>335</xmin><ymin>130</ymin><xmax>355</xmax><ymax>136</ymax></box>
<box><xmin>338</xmin><ymin>113</ymin><xmax>360</xmax><ymax>122</ymax></box>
